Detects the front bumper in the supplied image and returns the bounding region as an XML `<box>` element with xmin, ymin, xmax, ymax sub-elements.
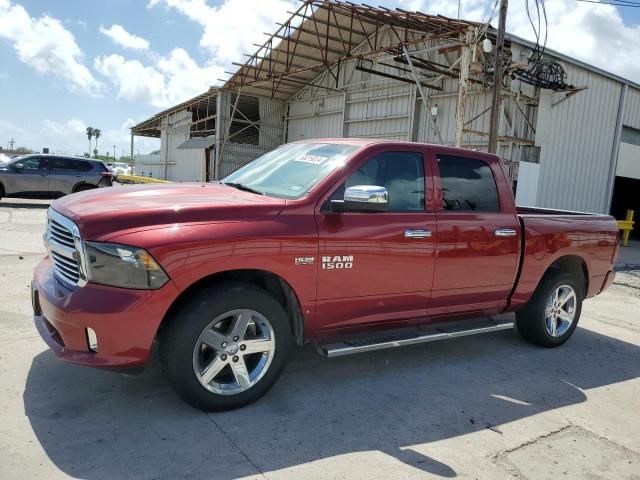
<box><xmin>32</xmin><ymin>256</ymin><xmax>179</xmax><ymax>368</ymax></box>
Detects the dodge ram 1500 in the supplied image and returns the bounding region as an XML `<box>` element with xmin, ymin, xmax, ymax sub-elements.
<box><xmin>32</xmin><ymin>139</ymin><xmax>619</xmax><ymax>410</ymax></box>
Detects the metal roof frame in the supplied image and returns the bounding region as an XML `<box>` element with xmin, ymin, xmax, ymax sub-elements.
<box><xmin>224</xmin><ymin>0</ymin><xmax>481</xmax><ymax>99</ymax></box>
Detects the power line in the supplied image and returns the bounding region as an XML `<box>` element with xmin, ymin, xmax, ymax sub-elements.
<box><xmin>576</xmin><ymin>0</ymin><xmax>640</xmax><ymax>6</ymax></box>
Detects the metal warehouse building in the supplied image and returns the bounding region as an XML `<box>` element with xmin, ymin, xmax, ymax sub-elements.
<box><xmin>131</xmin><ymin>0</ymin><xmax>640</xmax><ymax>218</ymax></box>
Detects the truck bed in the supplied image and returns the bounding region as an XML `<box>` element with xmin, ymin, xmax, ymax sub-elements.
<box><xmin>510</xmin><ymin>206</ymin><xmax>619</xmax><ymax>309</ymax></box>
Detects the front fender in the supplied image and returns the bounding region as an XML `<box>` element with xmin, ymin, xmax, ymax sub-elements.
<box><xmin>106</xmin><ymin>217</ymin><xmax>319</xmax><ymax>327</ymax></box>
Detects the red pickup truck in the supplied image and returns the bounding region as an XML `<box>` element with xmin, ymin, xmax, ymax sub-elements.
<box><xmin>32</xmin><ymin>139</ymin><xmax>619</xmax><ymax>410</ymax></box>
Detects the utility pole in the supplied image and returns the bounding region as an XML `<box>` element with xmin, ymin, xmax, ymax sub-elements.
<box><xmin>455</xmin><ymin>29</ymin><xmax>473</xmax><ymax>148</ymax></box>
<box><xmin>488</xmin><ymin>0</ymin><xmax>508</xmax><ymax>153</ymax></box>
<box><xmin>8</xmin><ymin>138</ymin><xmax>15</xmax><ymax>151</ymax></box>
<box><xmin>113</xmin><ymin>145</ymin><xmax>117</xmax><ymax>159</ymax></box>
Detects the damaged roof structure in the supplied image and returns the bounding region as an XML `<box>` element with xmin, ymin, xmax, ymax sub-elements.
<box><xmin>131</xmin><ymin>0</ymin><xmax>640</xmax><ymax>215</ymax></box>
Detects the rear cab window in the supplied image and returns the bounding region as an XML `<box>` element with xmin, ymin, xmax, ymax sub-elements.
<box><xmin>436</xmin><ymin>154</ymin><xmax>500</xmax><ymax>212</ymax></box>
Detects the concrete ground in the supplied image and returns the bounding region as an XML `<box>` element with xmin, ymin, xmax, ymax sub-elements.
<box><xmin>0</xmin><ymin>197</ymin><xmax>639</xmax><ymax>480</ymax></box>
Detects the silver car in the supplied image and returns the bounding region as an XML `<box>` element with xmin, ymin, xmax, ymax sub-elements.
<box><xmin>0</xmin><ymin>155</ymin><xmax>113</xmax><ymax>200</ymax></box>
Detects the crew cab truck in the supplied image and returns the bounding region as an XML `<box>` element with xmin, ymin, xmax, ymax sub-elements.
<box><xmin>32</xmin><ymin>139</ymin><xmax>619</xmax><ymax>411</ymax></box>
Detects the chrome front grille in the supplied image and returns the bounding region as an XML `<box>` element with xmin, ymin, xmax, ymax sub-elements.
<box><xmin>46</xmin><ymin>209</ymin><xmax>83</xmax><ymax>286</ymax></box>
<box><xmin>48</xmin><ymin>218</ymin><xmax>76</xmax><ymax>249</ymax></box>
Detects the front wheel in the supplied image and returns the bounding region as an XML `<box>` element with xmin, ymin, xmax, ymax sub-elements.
<box><xmin>516</xmin><ymin>272</ymin><xmax>583</xmax><ymax>347</ymax></box>
<box><xmin>160</xmin><ymin>283</ymin><xmax>292</xmax><ymax>411</ymax></box>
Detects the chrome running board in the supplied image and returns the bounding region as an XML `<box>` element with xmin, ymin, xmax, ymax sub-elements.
<box><xmin>317</xmin><ymin>317</ymin><xmax>515</xmax><ymax>358</ymax></box>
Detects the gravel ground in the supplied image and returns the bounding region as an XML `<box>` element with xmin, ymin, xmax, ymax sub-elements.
<box><xmin>0</xmin><ymin>197</ymin><xmax>638</xmax><ymax>480</ymax></box>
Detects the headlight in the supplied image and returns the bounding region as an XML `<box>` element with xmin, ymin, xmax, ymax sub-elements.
<box><xmin>84</xmin><ymin>241</ymin><xmax>169</xmax><ymax>289</ymax></box>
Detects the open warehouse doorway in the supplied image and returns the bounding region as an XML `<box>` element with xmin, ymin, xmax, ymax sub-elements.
<box><xmin>610</xmin><ymin>126</ymin><xmax>640</xmax><ymax>239</ymax></box>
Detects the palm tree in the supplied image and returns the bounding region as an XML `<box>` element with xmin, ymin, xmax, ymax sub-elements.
<box><xmin>86</xmin><ymin>127</ymin><xmax>94</xmax><ymax>156</ymax></box>
<box><xmin>93</xmin><ymin>129</ymin><xmax>101</xmax><ymax>158</ymax></box>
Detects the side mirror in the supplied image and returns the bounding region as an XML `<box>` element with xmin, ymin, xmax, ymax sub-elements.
<box><xmin>13</xmin><ymin>163</ymin><xmax>24</xmax><ymax>170</ymax></box>
<box><xmin>331</xmin><ymin>185</ymin><xmax>389</xmax><ymax>212</ymax></box>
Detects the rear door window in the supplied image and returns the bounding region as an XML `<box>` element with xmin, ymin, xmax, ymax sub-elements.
<box><xmin>50</xmin><ymin>158</ymin><xmax>93</xmax><ymax>172</ymax></box>
<box><xmin>437</xmin><ymin>155</ymin><xmax>500</xmax><ymax>212</ymax></box>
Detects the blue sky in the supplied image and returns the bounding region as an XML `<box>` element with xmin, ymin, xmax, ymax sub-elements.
<box><xmin>1</xmin><ymin>0</ymin><xmax>639</xmax><ymax>156</ymax></box>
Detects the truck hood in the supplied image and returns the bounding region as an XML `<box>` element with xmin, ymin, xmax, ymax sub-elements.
<box><xmin>52</xmin><ymin>182</ymin><xmax>286</xmax><ymax>240</ymax></box>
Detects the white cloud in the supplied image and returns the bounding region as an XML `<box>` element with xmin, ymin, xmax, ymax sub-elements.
<box><xmin>148</xmin><ymin>0</ymin><xmax>298</xmax><ymax>63</ymax></box>
<box><xmin>398</xmin><ymin>0</ymin><xmax>640</xmax><ymax>83</ymax></box>
<box><xmin>94</xmin><ymin>48</ymin><xmax>222</xmax><ymax>108</ymax></box>
<box><xmin>99</xmin><ymin>24</ymin><xmax>150</xmax><ymax>51</ymax></box>
<box><xmin>0</xmin><ymin>0</ymin><xmax>102</xmax><ymax>95</ymax></box>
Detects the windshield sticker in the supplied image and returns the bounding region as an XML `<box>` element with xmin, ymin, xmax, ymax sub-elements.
<box><xmin>294</xmin><ymin>154</ymin><xmax>328</xmax><ymax>165</ymax></box>
<box><xmin>290</xmin><ymin>185</ymin><xmax>302</xmax><ymax>191</ymax></box>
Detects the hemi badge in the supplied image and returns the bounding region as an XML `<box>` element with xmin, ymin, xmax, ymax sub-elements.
<box><xmin>295</xmin><ymin>256</ymin><xmax>315</xmax><ymax>266</ymax></box>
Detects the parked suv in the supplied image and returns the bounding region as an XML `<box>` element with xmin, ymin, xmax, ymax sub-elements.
<box><xmin>0</xmin><ymin>154</ymin><xmax>113</xmax><ymax>200</ymax></box>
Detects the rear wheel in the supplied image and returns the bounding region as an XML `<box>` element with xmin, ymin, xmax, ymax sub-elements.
<box><xmin>516</xmin><ymin>271</ymin><xmax>583</xmax><ymax>347</ymax></box>
<box><xmin>160</xmin><ymin>282</ymin><xmax>292</xmax><ymax>411</ymax></box>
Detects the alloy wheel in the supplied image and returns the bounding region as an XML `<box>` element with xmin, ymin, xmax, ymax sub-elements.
<box><xmin>544</xmin><ymin>284</ymin><xmax>577</xmax><ymax>337</ymax></box>
<box><xmin>192</xmin><ymin>309</ymin><xmax>276</xmax><ymax>395</ymax></box>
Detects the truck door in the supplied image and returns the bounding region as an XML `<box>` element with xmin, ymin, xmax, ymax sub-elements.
<box><xmin>315</xmin><ymin>147</ymin><xmax>437</xmax><ymax>332</ymax></box>
<box><xmin>429</xmin><ymin>150</ymin><xmax>520</xmax><ymax>317</ymax></box>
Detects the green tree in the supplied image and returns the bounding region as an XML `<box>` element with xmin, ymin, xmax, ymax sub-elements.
<box><xmin>86</xmin><ymin>127</ymin><xmax>94</xmax><ymax>155</ymax></box>
<box><xmin>93</xmin><ymin>129</ymin><xmax>101</xmax><ymax>158</ymax></box>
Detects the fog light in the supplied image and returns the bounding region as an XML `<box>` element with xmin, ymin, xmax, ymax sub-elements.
<box><xmin>86</xmin><ymin>327</ymin><xmax>99</xmax><ymax>353</ymax></box>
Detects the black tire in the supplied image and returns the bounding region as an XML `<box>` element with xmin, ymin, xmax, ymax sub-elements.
<box><xmin>516</xmin><ymin>271</ymin><xmax>584</xmax><ymax>347</ymax></box>
<box><xmin>74</xmin><ymin>184</ymin><xmax>95</xmax><ymax>193</ymax></box>
<box><xmin>159</xmin><ymin>282</ymin><xmax>292</xmax><ymax>411</ymax></box>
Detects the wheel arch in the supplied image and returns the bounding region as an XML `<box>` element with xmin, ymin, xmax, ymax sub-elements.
<box><xmin>541</xmin><ymin>254</ymin><xmax>589</xmax><ymax>296</ymax></box>
<box><xmin>71</xmin><ymin>182</ymin><xmax>95</xmax><ymax>193</ymax></box>
<box><xmin>159</xmin><ymin>269</ymin><xmax>305</xmax><ymax>346</ymax></box>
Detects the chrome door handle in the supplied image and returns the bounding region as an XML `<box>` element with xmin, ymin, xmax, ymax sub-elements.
<box><xmin>495</xmin><ymin>228</ymin><xmax>517</xmax><ymax>237</ymax></box>
<box><xmin>405</xmin><ymin>229</ymin><xmax>432</xmax><ymax>238</ymax></box>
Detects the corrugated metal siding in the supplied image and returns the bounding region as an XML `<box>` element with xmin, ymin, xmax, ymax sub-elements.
<box><xmin>287</xmin><ymin>93</ymin><xmax>344</xmax><ymax>141</ymax></box>
<box><xmin>623</xmin><ymin>87</ymin><xmax>640</xmax><ymax>130</ymax></box>
<box><xmin>173</xmin><ymin>148</ymin><xmax>205</xmax><ymax>182</ymax></box>
<box><xmin>258</xmin><ymin>97</ymin><xmax>286</xmax><ymax>147</ymax></box>
<box><xmin>219</xmin><ymin>143</ymin><xmax>273</xmax><ymax>177</ymax></box>
<box><xmin>159</xmin><ymin>109</ymin><xmax>191</xmax><ymax>180</ymax></box>
<box><xmin>345</xmin><ymin>84</ymin><xmax>412</xmax><ymax>140</ymax></box>
<box><xmin>535</xmin><ymin>65</ymin><xmax>623</xmax><ymax>213</ymax></box>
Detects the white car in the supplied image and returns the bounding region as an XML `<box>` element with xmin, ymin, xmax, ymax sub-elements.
<box><xmin>106</xmin><ymin>162</ymin><xmax>132</xmax><ymax>176</ymax></box>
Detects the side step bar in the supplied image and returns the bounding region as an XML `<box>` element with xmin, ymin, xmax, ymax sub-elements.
<box><xmin>317</xmin><ymin>318</ymin><xmax>515</xmax><ymax>358</ymax></box>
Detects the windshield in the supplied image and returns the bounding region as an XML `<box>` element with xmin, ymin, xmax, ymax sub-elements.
<box><xmin>222</xmin><ymin>142</ymin><xmax>361</xmax><ymax>199</ymax></box>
